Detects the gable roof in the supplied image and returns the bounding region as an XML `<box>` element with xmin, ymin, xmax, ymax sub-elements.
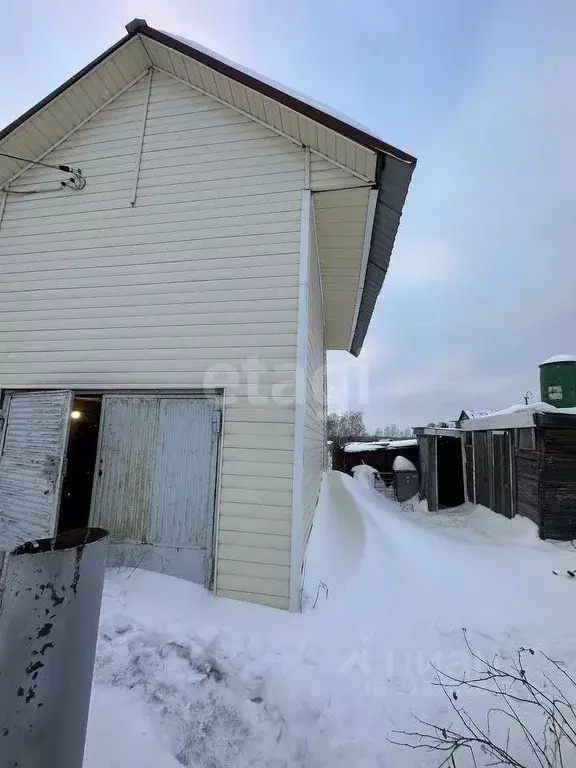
<box><xmin>0</xmin><ymin>19</ymin><xmax>416</xmax><ymax>356</ymax></box>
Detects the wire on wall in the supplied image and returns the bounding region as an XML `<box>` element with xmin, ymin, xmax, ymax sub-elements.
<box><xmin>0</xmin><ymin>151</ymin><xmax>86</xmax><ymax>195</ymax></box>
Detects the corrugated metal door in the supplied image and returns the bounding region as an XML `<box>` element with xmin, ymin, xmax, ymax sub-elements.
<box><xmin>150</xmin><ymin>398</ymin><xmax>220</xmax><ymax>585</ymax></box>
<box><xmin>0</xmin><ymin>391</ymin><xmax>72</xmax><ymax>551</ymax></box>
<box><xmin>90</xmin><ymin>395</ymin><xmax>220</xmax><ymax>585</ymax></box>
<box><xmin>90</xmin><ymin>396</ymin><xmax>158</xmax><ymax>540</ymax></box>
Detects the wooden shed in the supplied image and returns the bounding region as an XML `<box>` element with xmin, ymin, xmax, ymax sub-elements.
<box><xmin>413</xmin><ymin>427</ymin><xmax>464</xmax><ymax>511</ymax></box>
<box><xmin>337</xmin><ymin>439</ymin><xmax>419</xmax><ymax>476</ymax></box>
<box><xmin>0</xmin><ymin>20</ymin><xmax>415</xmax><ymax>609</ymax></box>
<box><xmin>460</xmin><ymin>407</ymin><xmax>576</xmax><ymax>539</ymax></box>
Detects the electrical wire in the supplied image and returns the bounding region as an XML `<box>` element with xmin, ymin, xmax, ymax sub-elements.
<box><xmin>0</xmin><ymin>151</ymin><xmax>86</xmax><ymax>194</ymax></box>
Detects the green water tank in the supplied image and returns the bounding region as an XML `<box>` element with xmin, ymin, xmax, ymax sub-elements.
<box><xmin>540</xmin><ymin>355</ymin><xmax>576</xmax><ymax>407</ymax></box>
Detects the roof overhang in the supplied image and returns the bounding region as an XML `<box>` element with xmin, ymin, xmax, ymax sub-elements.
<box><xmin>0</xmin><ymin>19</ymin><xmax>416</xmax><ymax>356</ymax></box>
<box><xmin>414</xmin><ymin>427</ymin><xmax>462</xmax><ymax>438</ymax></box>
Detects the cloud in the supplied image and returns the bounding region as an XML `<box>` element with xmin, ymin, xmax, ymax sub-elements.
<box><xmin>330</xmin><ymin>0</ymin><xmax>576</xmax><ymax>430</ymax></box>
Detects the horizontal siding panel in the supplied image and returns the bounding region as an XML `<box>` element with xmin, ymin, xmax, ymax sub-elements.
<box><xmin>217</xmin><ymin>589</ymin><xmax>288</xmax><ymax>610</ymax></box>
<box><xmin>221</xmin><ymin>488</ymin><xmax>292</xmax><ymax>507</ymax></box>
<box><xmin>219</xmin><ymin>516</ymin><xmax>291</xmax><ymax>536</ymax></box>
<box><xmin>217</xmin><ymin>574</ymin><xmax>289</xmax><ymax>599</ymax></box>
<box><xmin>0</xmin><ymin>238</ymin><xmax>299</xmax><ymax>268</ymax></box>
<box><xmin>224</xmin><ymin>421</ymin><xmax>294</xmax><ymax>437</ymax></box>
<box><xmin>0</xmin><ymin>221</ymin><xmax>300</xmax><ymax>256</ymax></box>
<box><xmin>223</xmin><ymin>434</ymin><xmax>295</xmax><ymax>451</ymax></box>
<box><xmin>0</xmin><ymin>336</ymin><xmax>298</xmax><ymax>354</ymax></box>
<box><xmin>0</xmin><ymin>374</ymin><xmax>290</xmax><ymax>389</ymax></box>
<box><xmin>224</xmin><ymin>408</ymin><xmax>294</xmax><ymax>424</ymax></box>
<box><xmin>0</xmin><ymin>286</ymin><xmax>298</xmax><ymax>312</ymax></box>
<box><xmin>0</xmin><ymin>361</ymin><xmax>296</xmax><ymax>377</ymax></box>
<box><xmin>218</xmin><ymin>544</ymin><xmax>290</xmax><ymax>566</ymax></box>
<box><xmin>219</xmin><ymin>501</ymin><xmax>291</xmax><ymax>520</ymax></box>
<box><xmin>223</xmin><ymin>460</ymin><xmax>292</xmax><ymax>479</ymax></box>
<box><xmin>8</xmin><ymin>173</ymin><xmax>303</xmax><ymax>206</ymax></box>
<box><xmin>0</xmin><ymin>321</ymin><xmax>296</xmax><ymax>340</ymax></box>
<box><xmin>222</xmin><ymin>448</ymin><xmax>294</xmax><ymax>465</ymax></box>
<box><xmin>218</xmin><ymin>559</ymin><xmax>289</xmax><ymax>581</ymax></box>
<box><xmin>0</xmin><ymin>272</ymin><xmax>298</xmax><ymax>299</ymax></box>
<box><xmin>0</xmin><ymin>348</ymin><xmax>296</xmax><ymax>364</ymax></box>
<box><xmin>218</xmin><ymin>529</ymin><xmax>291</xmax><ymax>550</ymax></box>
<box><xmin>0</xmin><ymin>252</ymin><xmax>299</xmax><ymax>278</ymax></box>
<box><xmin>0</xmin><ymin>305</ymin><xmax>297</xmax><ymax>330</ymax></box>
<box><xmin>221</xmin><ymin>475</ymin><xmax>293</xmax><ymax>493</ymax></box>
<box><xmin>3</xmin><ymin>182</ymin><xmax>304</xmax><ymax>220</ymax></box>
<box><xmin>0</xmin><ymin>196</ymin><xmax>302</xmax><ymax>238</ymax></box>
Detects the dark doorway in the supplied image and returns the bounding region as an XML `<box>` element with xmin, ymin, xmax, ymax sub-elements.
<box><xmin>437</xmin><ymin>436</ymin><xmax>465</xmax><ymax>508</ymax></box>
<box><xmin>492</xmin><ymin>431</ymin><xmax>512</xmax><ymax>518</ymax></box>
<box><xmin>58</xmin><ymin>396</ymin><xmax>102</xmax><ymax>534</ymax></box>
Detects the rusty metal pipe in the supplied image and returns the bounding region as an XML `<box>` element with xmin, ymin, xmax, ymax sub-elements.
<box><xmin>0</xmin><ymin>527</ymin><xmax>109</xmax><ymax>768</ymax></box>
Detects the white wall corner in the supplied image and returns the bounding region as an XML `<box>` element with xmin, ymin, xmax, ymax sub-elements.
<box><xmin>289</xmin><ymin>186</ymin><xmax>312</xmax><ymax>612</ymax></box>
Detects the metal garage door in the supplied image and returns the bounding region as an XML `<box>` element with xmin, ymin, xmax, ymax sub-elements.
<box><xmin>0</xmin><ymin>391</ymin><xmax>72</xmax><ymax>552</ymax></box>
<box><xmin>90</xmin><ymin>395</ymin><xmax>220</xmax><ymax>586</ymax></box>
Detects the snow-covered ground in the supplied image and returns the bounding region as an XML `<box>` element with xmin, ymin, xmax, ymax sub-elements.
<box><xmin>85</xmin><ymin>471</ymin><xmax>576</xmax><ymax>767</ymax></box>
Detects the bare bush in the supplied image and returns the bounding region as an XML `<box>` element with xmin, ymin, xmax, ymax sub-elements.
<box><xmin>390</xmin><ymin>629</ymin><xmax>576</xmax><ymax>767</ymax></box>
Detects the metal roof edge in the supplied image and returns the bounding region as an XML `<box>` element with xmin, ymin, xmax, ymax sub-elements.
<box><xmin>413</xmin><ymin>427</ymin><xmax>462</xmax><ymax>437</ymax></box>
<box><xmin>349</xmin><ymin>155</ymin><xmax>415</xmax><ymax>357</ymax></box>
<box><xmin>0</xmin><ymin>19</ymin><xmax>418</xmax><ymax>168</ymax></box>
<box><xmin>137</xmin><ymin>23</ymin><xmax>418</xmax><ymax>164</ymax></box>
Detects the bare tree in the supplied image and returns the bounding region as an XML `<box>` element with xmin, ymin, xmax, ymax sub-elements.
<box><xmin>327</xmin><ymin>410</ymin><xmax>367</xmax><ymax>441</ymax></box>
<box><xmin>390</xmin><ymin>630</ymin><xmax>576</xmax><ymax>767</ymax></box>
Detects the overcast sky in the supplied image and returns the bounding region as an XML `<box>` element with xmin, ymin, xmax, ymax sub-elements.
<box><xmin>2</xmin><ymin>0</ymin><xmax>575</xmax><ymax>430</ymax></box>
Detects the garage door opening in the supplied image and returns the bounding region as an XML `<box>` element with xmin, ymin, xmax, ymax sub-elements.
<box><xmin>58</xmin><ymin>396</ymin><xmax>102</xmax><ymax>534</ymax></box>
<box><xmin>0</xmin><ymin>390</ymin><xmax>220</xmax><ymax>587</ymax></box>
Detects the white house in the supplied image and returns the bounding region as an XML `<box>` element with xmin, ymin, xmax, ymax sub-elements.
<box><xmin>0</xmin><ymin>20</ymin><xmax>416</xmax><ymax>609</ymax></box>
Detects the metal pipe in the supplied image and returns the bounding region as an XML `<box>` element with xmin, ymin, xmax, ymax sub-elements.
<box><xmin>0</xmin><ymin>527</ymin><xmax>109</xmax><ymax>768</ymax></box>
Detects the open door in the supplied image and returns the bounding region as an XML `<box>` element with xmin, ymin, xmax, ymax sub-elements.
<box><xmin>0</xmin><ymin>391</ymin><xmax>72</xmax><ymax>552</ymax></box>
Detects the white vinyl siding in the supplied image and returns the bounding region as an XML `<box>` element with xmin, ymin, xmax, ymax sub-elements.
<box><xmin>314</xmin><ymin>187</ymin><xmax>370</xmax><ymax>348</ymax></box>
<box><xmin>0</xmin><ymin>71</ymin><xmax>304</xmax><ymax>609</ymax></box>
<box><xmin>302</xmin><ymin>209</ymin><xmax>326</xmax><ymax>547</ymax></box>
<box><xmin>0</xmin><ymin>66</ymin><xmax>368</xmax><ymax>611</ymax></box>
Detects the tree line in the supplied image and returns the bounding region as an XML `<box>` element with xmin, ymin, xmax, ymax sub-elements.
<box><xmin>327</xmin><ymin>410</ymin><xmax>413</xmax><ymax>442</ymax></box>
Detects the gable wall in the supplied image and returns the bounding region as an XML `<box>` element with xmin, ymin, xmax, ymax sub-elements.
<box><xmin>0</xmin><ymin>70</ymin><xmax>307</xmax><ymax>608</ymax></box>
<box><xmin>0</xmin><ymin>68</ymin><xmax>365</xmax><ymax>609</ymax></box>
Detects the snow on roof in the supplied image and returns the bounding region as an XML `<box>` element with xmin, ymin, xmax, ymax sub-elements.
<box><xmin>392</xmin><ymin>455</ymin><xmax>417</xmax><ymax>472</ymax></box>
<box><xmin>460</xmin><ymin>409</ymin><xmax>495</xmax><ymax>420</ymax></box>
<box><xmin>384</xmin><ymin>438</ymin><xmax>418</xmax><ymax>449</ymax></box>
<box><xmin>460</xmin><ymin>402</ymin><xmax>563</xmax><ymax>431</ymax></box>
<box><xmin>541</xmin><ymin>354</ymin><xmax>576</xmax><ymax>365</ymax></box>
<box><xmin>344</xmin><ymin>441</ymin><xmax>385</xmax><ymax>453</ymax></box>
<box><xmin>166</xmin><ymin>33</ymin><xmax>381</xmax><ymax>140</ymax></box>
<box><xmin>344</xmin><ymin>438</ymin><xmax>417</xmax><ymax>453</ymax></box>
